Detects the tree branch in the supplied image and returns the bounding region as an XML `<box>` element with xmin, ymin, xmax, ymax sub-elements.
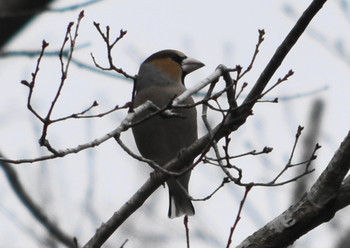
<box><xmin>83</xmin><ymin>0</ymin><xmax>329</xmax><ymax>246</ymax></box>
<box><xmin>0</xmin><ymin>152</ymin><xmax>76</xmax><ymax>247</ymax></box>
<box><xmin>243</xmin><ymin>0</ymin><xmax>328</xmax><ymax>107</ymax></box>
<box><xmin>237</xmin><ymin>130</ymin><xmax>350</xmax><ymax>248</ymax></box>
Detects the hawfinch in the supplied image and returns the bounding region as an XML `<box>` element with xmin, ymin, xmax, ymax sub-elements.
<box><xmin>132</xmin><ymin>50</ymin><xmax>204</xmax><ymax>218</ymax></box>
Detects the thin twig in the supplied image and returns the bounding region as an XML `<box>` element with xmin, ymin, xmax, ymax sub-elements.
<box><xmin>192</xmin><ymin>177</ymin><xmax>230</xmax><ymax>201</ymax></box>
<box><xmin>39</xmin><ymin>12</ymin><xmax>85</xmax><ymax>150</ymax></box>
<box><xmin>52</xmin><ymin>102</ymin><xmax>130</xmax><ymax>122</ymax></box>
<box><xmin>205</xmin><ymin>146</ymin><xmax>273</xmax><ymax>163</ymax></box>
<box><xmin>235</xmin><ymin>82</ymin><xmax>248</xmax><ymax>100</ymax></box>
<box><xmin>84</xmin><ymin>0</ymin><xmax>328</xmax><ymax>246</ymax></box>
<box><xmin>271</xmin><ymin>125</ymin><xmax>304</xmax><ymax>184</ymax></box>
<box><xmin>91</xmin><ymin>23</ymin><xmax>135</xmax><ymax>80</ymax></box>
<box><xmin>20</xmin><ymin>40</ymin><xmax>49</xmax><ymax>123</ymax></box>
<box><xmin>115</xmin><ymin>136</ymin><xmax>184</xmax><ymax>176</ymax></box>
<box><xmin>239</xmin><ymin>29</ymin><xmax>265</xmax><ymax>80</ymax></box>
<box><xmin>226</xmin><ymin>185</ymin><xmax>252</xmax><ymax>248</ymax></box>
<box><xmin>184</xmin><ymin>216</ymin><xmax>190</xmax><ymax>248</ymax></box>
<box><xmin>120</xmin><ymin>239</ymin><xmax>128</xmax><ymax>248</ymax></box>
<box><xmin>260</xmin><ymin>69</ymin><xmax>294</xmax><ymax>99</ymax></box>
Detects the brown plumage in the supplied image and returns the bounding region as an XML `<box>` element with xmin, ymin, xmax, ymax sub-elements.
<box><xmin>132</xmin><ymin>50</ymin><xmax>204</xmax><ymax>218</ymax></box>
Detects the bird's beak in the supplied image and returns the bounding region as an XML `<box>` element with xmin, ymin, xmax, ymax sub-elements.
<box><xmin>181</xmin><ymin>57</ymin><xmax>205</xmax><ymax>74</ymax></box>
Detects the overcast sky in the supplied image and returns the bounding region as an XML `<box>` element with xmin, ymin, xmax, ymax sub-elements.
<box><xmin>1</xmin><ymin>0</ymin><xmax>350</xmax><ymax>247</ymax></box>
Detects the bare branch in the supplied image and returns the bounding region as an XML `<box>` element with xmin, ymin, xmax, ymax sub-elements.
<box><xmin>243</xmin><ymin>0</ymin><xmax>327</xmax><ymax>108</ymax></box>
<box><xmin>0</xmin><ymin>152</ymin><xmax>76</xmax><ymax>247</ymax></box>
<box><xmin>260</xmin><ymin>69</ymin><xmax>294</xmax><ymax>99</ymax></box>
<box><xmin>271</xmin><ymin>125</ymin><xmax>305</xmax><ymax>184</ymax></box>
<box><xmin>3</xmin><ymin>0</ymin><xmax>329</xmax><ymax>246</ymax></box>
<box><xmin>184</xmin><ymin>216</ymin><xmax>190</xmax><ymax>248</ymax></box>
<box><xmin>204</xmin><ymin>146</ymin><xmax>273</xmax><ymax>164</ymax></box>
<box><xmin>21</xmin><ymin>39</ymin><xmax>49</xmax><ymax>123</ymax></box>
<box><xmin>192</xmin><ymin>177</ymin><xmax>230</xmax><ymax>201</ymax></box>
<box><xmin>1</xmin><ymin>73</ymin><xmax>223</xmax><ymax>164</ymax></box>
<box><xmin>0</xmin><ymin>46</ymin><xmax>131</xmax><ymax>81</ymax></box>
<box><xmin>236</xmin><ymin>82</ymin><xmax>248</xmax><ymax>100</ymax></box>
<box><xmin>239</xmin><ymin>29</ymin><xmax>265</xmax><ymax>79</ymax></box>
<box><xmin>237</xmin><ymin>130</ymin><xmax>350</xmax><ymax>248</ymax></box>
<box><xmin>226</xmin><ymin>185</ymin><xmax>252</xmax><ymax>248</ymax></box>
<box><xmin>20</xmin><ymin>12</ymin><xmax>87</xmax><ymax>155</ymax></box>
<box><xmin>39</xmin><ymin>12</ymin><xmax>85</xmax><ymax>150</ymax></box>
<box><xmin>115</xmin><ymin>136</ymin><xmax>184</xmax><ymax>177</ymax></box>
<box><xmin>120</xmin><ymin>239</ymin><xmax>129</xmax><ymax>248</ymax></box>
<box><xmin>91</xmin><ymin>23</ymin><xmax>135</xmax><ymax>80</ymax></box>
<box><xmin>52</xmin><ymin>102</ymin><xmax>130</xmax><ymax>122</ymax></box>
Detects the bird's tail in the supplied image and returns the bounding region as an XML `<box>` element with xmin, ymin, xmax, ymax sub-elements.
<box><xmin>167</xmin><ymin>177</ymin><xmax>195</xmax><ymax>219</ymax></box>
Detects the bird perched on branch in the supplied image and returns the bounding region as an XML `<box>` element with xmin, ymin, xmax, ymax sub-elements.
<box><xmin>132</xmin><ymin>49</ymin><xmax>204</xmax><ymax>218</ymax></box>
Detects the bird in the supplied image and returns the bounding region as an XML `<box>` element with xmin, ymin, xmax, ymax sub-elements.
<box><xmin>131</xmin><ymin>49</ymin><xmax>204</xmax><ymax>218</ymax></box>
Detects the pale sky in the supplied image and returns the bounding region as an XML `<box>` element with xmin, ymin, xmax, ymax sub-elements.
<box><xmin>1</xmin><ymin>0</ymin><xmax>349</xmax><ymax>247</ymax></box>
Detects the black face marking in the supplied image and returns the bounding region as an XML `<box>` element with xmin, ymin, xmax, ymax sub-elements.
<box><xmin>142</xmin><ymin>50</ymin><xmax>189</xmax><ymax>84</ymax></box>
<box><xmin>144</xmin><ymin>50</ymin><xmax>186</xmax><ymax>65</ymax></box>
<box><xmin>170</xmin><ymin>54</ymin><xmax>186</xmax><ymax>65</ymax></box>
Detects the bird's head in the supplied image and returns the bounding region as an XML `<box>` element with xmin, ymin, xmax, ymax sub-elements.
<box><xmin>137</xmin><ymin>50</ymin><xmax>205</xmax><ymax>89</ymax></box>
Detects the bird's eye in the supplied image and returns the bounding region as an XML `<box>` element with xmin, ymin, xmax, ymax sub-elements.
<box><xmin>170</xmin><ymin>54</ymin><xmax>185</xmax><ymax>64</ymax></box>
